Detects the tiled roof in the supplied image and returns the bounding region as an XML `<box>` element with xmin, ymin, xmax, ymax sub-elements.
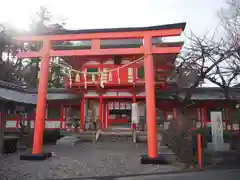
<box><xmin>1</xmin><ymin>80</ymin><xmax>239</xmax><ymax>104</ymax></box>
<box><xmin>0</xmin><ymin>81</ymin><xmax>81</xmax><ymax>104</ymax></box>
<box><xmin>18</xmin><ymin>22</ymin><xmax>186</xmax><ymax>36</ymax></box>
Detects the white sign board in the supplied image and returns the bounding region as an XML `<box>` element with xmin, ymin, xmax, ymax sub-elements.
<box><xmin>210</xmin><ymin>111</ymin><xmax>224</xmax><ymax>151</ymax></box>
<box><xmin>131</xmin><ymin>103</ymin><xmax>139</xmax><ymax>124</ymax></box>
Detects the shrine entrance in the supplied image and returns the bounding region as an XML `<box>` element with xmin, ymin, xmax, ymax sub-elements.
<box><xmin>107</xmin><ymin>100</ymin><xmax>132</xmax><ymax>128</ymax></box>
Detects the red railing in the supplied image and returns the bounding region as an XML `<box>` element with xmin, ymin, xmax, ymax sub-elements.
<box><xmin>64</xmin><ymin>64</ymin><xmax>169</xmax><ymax>89</ymax></box>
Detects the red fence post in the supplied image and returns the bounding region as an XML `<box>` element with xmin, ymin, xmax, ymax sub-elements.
<box><xmin>197</xmin><ymin>134</ymin><xmax>202</xmax><ymax>168</ymax></box>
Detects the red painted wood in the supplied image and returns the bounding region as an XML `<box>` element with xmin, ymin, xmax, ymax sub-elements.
<box><xmin>80</xmin><ymin>98</ymin><xmax>85</xmax><ymax>129</ymax></box>
<box><xmin>16</xmin><ymin>46</ymin><xmax>180</xmax><ymax>58</ymax></box>
<box><xmin>32</xmin><ymin>40</ymin><xmax>51</xmax><ymax>155</ymax></box>
<box><xmin>144</xmin><ymin>35</ymin><xmax>157</xmax><ymax>158</ymax></box>
<box><xmin>99</xmin><ymin>96</ymin><xmax>103</xmax><ymax>129</ymax></box>
<box><xmin>60</xmin><ymin>104</ymin><xmax>64</xmax><ymax>129</ymax></box>
<box><xmin>108</xmin><ymin>119</ymin><xmax>129</xmax><ymax>125</ymax></box>
<box><xmin>103</xmin><ymin>103</ymin><xmax>106</xmax><ymax>129</ymax></box>
<box><xmin>106</xmin><ymin>103</ymin><xmax>109</xmax><ymax>128</ymax></box>
<box><xmin>15</xmin><ymin>28</ymin><xmax>183</xmax><ymax>41</ymax></box>
<box><xmin>84</xmin><ymin>96</ymin><xmax>145</xmax><ymax>99</ymax></box>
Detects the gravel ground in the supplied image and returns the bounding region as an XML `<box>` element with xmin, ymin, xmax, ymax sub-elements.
<box><xmin>0</xmin><ymin>142</ymin><xmax>181</xmax><ymax>180</ymax></box>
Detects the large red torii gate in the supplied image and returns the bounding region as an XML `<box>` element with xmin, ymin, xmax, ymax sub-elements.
<box><xmin>16</xmin><ymin>23</ymin><xmax>186</xmax><ymax>163</ymax></box>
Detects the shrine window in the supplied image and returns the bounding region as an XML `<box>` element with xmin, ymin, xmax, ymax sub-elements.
<box><xmin>86</xmin><ymin>68</ymin><xmax>99</xmax><ymax>81</ymax></box>
<box><xmin>6</xmin><ymin>106</ymin><xmax>18</xmax><ymax>119</ymax></box>
<box><xmin>87</xmin><ymin>68</ymin><xmax>98</xmax><ymax>73</ymax></box>
<box><xmin>138</xmin><ymin>67</ymin><xmax>145</xmax><ymax>79</ymax></box>
<box><xmin>47</xmin><ymin>106</ymin><xmax>61</xmax><ymax>119</ymax></box>
<box><xmin>7</xmin><ymin>113</ymin><xmax>17</xmax><ymax>119</ymax></box>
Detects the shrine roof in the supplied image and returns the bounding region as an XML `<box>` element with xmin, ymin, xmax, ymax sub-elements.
<box><xmin>20</xmin><ymin>22</ymin><xmax>186</xmax><ymax>36</ymax></box>
<box><xmin>0</xmin><ymin>80</ymin><xmax>81</xmax><ymax>105</ymax></box>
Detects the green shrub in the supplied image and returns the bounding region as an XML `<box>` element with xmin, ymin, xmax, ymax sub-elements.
<box><xmin>223</xmin><ymin>130</ymin><xmax>233</xmax><ymax>142</ymax></box>
<box><xmin>192</xmin><ymin>127</ymin><xmax>212</xmax><ymax>141</ymax></box>
<box><xmin>192</xmin><ymin>128</ymin><xmax>233</xmax><ymax>143</ymax></box>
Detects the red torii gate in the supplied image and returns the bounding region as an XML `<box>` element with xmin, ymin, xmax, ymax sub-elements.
<box><xmin>16</xmin><ymin>23</ymin><xmax>186</xmax><ymax>163</ymax></box>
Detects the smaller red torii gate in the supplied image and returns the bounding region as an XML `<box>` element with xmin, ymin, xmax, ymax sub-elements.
<box><xmin>16</xmin><ymin>23</ymin><xmax>186</xmax><ymax>163</ymax></box>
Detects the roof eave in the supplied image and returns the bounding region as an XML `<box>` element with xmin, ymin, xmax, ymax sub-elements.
<box><xmin>19</xmin><ymin>22</ymin><xmax>187</xmax><ymax>36</ymax></box>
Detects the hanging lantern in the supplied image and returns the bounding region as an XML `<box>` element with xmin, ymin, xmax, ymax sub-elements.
<box><xmin>108</xmin><ymin>71</ymin><xmax>112</xmax><ymax>81</ymax></box>
<box><xmin>117</xmin><ymin>69</ymin><xmax>120</xmax><ymax>84</ymax></box>
<box><xmin>102</xmin><ymin>68</ymin><xmax>108</xmax><ymax>83</ymax></box>
<box><xmin>128</xmin><ymin>68</ymin><xmax>133</xmax><ymax>83</ymax></box>
<box><xmin>92</xmin><ymin>73</ymin><xmax>96</xmax><ymax>82</ymax></box>
<box><xmin>84</xmin><ymin>70</ymin><xmax>87</xmax><ymax>89</ymax></box>
<box><xmin>100</xmin><ymin>72</ymin><xmax>104</xmax><ymax>88</ymax></box>
<box><xmin>75</xmin><ymin>73</ymin><xmax>80</xmax><ymax>82</ymax></box>
<box><xmin>68</xmin><ymin>70</ymin><xmax>72</xmax><ymax>88</ymax></box>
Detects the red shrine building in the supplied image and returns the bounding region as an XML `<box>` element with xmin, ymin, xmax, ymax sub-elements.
<box><xmin>7</xmin><ymin>22</ymin><xmax>238</xmax><ymax>161</ymax></box>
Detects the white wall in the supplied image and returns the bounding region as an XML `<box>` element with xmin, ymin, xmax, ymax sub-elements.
<box><xmin>84</xmin><ymin>60</ymin><xmax>100</xmax><ymax>64</ymax></box>
<box><xmin>85</xmin><ymin>91</ymin><xmax>99</xmax><ymax>97</ymax></box>
<box><xmin>138</xmin><ymin>103</ymin><xmax>146</xmax><ymax>117</ymax></box>
<box><xmin>137</xmin><ymin>92</ymin><xmax>145</xmax><ymax>96</ymax></box>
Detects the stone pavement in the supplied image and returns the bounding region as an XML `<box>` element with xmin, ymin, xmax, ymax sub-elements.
<box><xmin>0</xmin><ymin>142</ymin><xmax>181</xmax><ymax>180</ymax></box>
<box><xmin>117</xmin><ymin>169</ymin><xmax>240</xmax><ymax>180</ymax></box>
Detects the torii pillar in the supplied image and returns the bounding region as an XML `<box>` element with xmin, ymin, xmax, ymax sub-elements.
<box><xmin>140</xmin><ymin>35</ymin><xmax>167</xmax><ymax>164</ymax></box>
<box><xmin>20</xmin><ymin>40</ymin><xmax>52</xmax><ymax>160</ymax></box>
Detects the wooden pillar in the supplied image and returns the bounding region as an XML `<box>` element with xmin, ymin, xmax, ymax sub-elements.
<box><xmin>106</xmin><ymin>103</ymin><xmax>109</xmax><ymax>128</ymax></box>
<box><xmin>80</xmin><ymin>98</ymin><xmax>85</xmax><ymax>129</ymax></box>
<box><xmin>60</xmin><ymin>104</ymin><xmax>64</xmax><ymax>129</ymax></box>
<box><xmin>99</xmin><ymin>96</ymin><xmax>103</xmax><ymax>129</ymax></box>
<box><xmin>103</xmin><ymin>103</ymin><xmax>106</xmax><ymax>129</ymax></box>
<box><xmin>203</xmin><ymin>106</ymin><xmax>207</xmax><ymax>127</ymax></box>
<box><xmin>144</xmin><ymin>35</ymin><xmax>157</xmax><ymax>158</ymax></box>
<box><xmin>32</xmin><ymin>40</ymin><xmax>51</xmax><ymax>155</ymax></box>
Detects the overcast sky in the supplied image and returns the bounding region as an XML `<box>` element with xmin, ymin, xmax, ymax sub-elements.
<box><xmin>0</xmin><ymin>0</ymin><xmax>227</xmax><ymax>36</ymax></box>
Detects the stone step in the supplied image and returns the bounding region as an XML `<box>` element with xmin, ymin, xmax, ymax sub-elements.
<box><xmin>136</xmin><ymin>131</ymin><xmax>162</xmax><ymax>143</ymax></box>
<box><xmin>60</xmin><ymin>130</ymin><xmax>95</xmax><ymax>136</ymax></box>
<box><xmin>97</xmin><ymin>130</ymin><xmax>133</xmax><ymax>142</ymax></box>
<box><xmin>103</xmin><ymin>127</ymin><xmax>132</xmax><ymax>132</ymax></box>
<box><xmin>101</xmin><ymin>131</ymin><xmax>133</xmax><ymax>136</ymax></box>
<box><xmin>158</xmin><ymin>146</ymin><xmax>179</xmax><ymax>165</ymax></box>
<box><xmin>59</xmin><ymin>131</ymin><xmax>97</xmax><ymax>144</ymax></box>
<box><xmin>98</xmin><ymin>135</ymin><xmax>133</xmax><ymax>142</ymax></box>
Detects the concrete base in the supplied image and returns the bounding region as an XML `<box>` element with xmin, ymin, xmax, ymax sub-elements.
<box><xmin>140</xmin><ymin>154</ymin><xmax>168</xmax><ymax>165</ymax></box>
<box><xmin>20</xmin><ymin>152</ymin><xmax>52</xmax><ymax>161</ymax></box>
<box><xmin>206</xmin><ymin>143</ymin><xmax>230</xmax><ymax>152</ymax></box>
